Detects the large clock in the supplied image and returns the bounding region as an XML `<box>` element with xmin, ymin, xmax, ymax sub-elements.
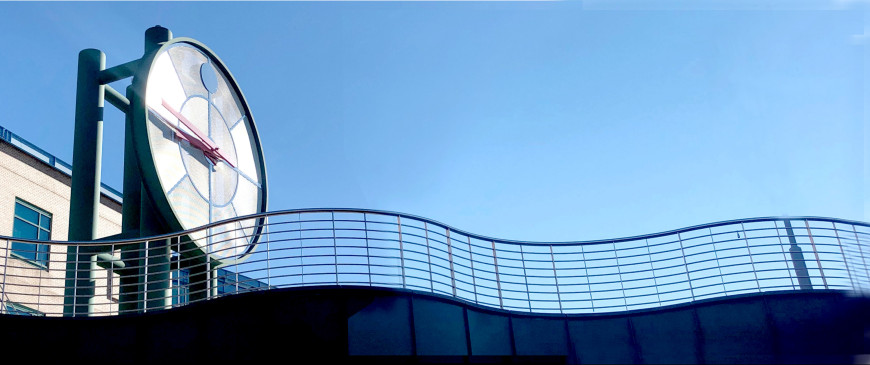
<box><xmin>132</xmin><ymin>38</ymin><xmax>267</xmax><ymax>265</ymax></box>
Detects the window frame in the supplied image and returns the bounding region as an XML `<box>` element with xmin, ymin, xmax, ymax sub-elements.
<box><xmin>5</xmin><ymin>301</ymin><xmax>45</xmax><ymax>316</ymax></box>
<box><xmin>10</xmin><ymin>199</ymin><xmax>52</xmax><ymax>270</ymax></box>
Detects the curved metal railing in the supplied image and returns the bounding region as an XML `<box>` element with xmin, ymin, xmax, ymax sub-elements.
<box><xmin>0</xmin><ymin>209</ymin><xmax>867</xmax><ymax>317</ymax></box>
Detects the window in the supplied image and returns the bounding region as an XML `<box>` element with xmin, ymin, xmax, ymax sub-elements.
<box><xmin>10</xmin><ymin>199</ymin><xmax>51</xmax><ymax>269</ymax></box>
<box><xmin>5</xmin><ymin>302</ymin><xmax>44</xmax><ymax>316</ymax></box>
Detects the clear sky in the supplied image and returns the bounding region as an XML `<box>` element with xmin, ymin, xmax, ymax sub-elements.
<box><xmin>0</xmin><ymin>1</ymin><xmax>865</xmax><ymax>242</ymax></box>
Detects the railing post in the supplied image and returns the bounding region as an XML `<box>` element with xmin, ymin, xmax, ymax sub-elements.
<box><xmin>852</xmin><ymin>226</ymin><xmax>869</xmax><ymax>284</ymax></box>
<box><xmin>397</xmin><ymin>216</ymin><xmax>406</xmax><ymax>289</ymax></box>
<box><xmin>446</xmin><ymin>228</ymin><xmax>457</xmax><ymax>298</ymax></box>
<box><xmin>491</xmin><ymin>241</ymin><xmax>503</xmax><ymax>310</ymax></box>
<box><xmin>424</xmin><ymin>222</ymin><xmax>433</xmax><ymax>292</ymax></box>
<box><xmin>831</xmin><ymin>222</ymin><xmax>856</xmax><ymax>290</ymax></box>
<box><xmin>1</xmin><ymin>238</ymin><xmax>8</xmax><ymax>313</ymax></box>
<box><xmin>364</xmin><ymin>215</ymin><xmax>371</xmax><ymax>286</ymax></box>
<box><xmin>519</xmin><ymin>245</ymin><xmax>530</xmax><ymax>312</ymax></box>
<box><xmin>613</xmin><ymin>241</ymin><xmax>627</xmax><ymax>312</ymax></box>
<box><xmin>466</xmin><ymin>236</ymin><xmax>477</xmax><ymax>304</ymax></box>
<box><xmin>677</xmin><ymin>233</ymin><xmax>695</xmax><ymax>302</ymax></box>
<box><xmin>804</xmin><ymin>220</ymin><xmax>827</xmax><ymax>289</ymax></box>
<box><xmin>331</xmin><ymin>212</ymin><xmax>338</xmax><ymax>285</ymax></box>
<box><xmin>708</xmin><ymin>228</ymin><xmax>725</xmax><ymax>293</ymax></box>
<box><xmin>266</xmin><ymin>217</ymin><xmax>272</xmax><ymax>289</ymax></box>
<box><xmin>644</xmin><ymin>238</ymin><xmax>662</xmax><ymax>306</ymax></box>
<box><xmin>549</xmin><ymin>245</ymin><xmax>563</xmax><ymax>314</ymax></box>
<box><xmin>740</xmin><ymin>222</ymin><xmax>761</xmax><ymax>292</ymax></box>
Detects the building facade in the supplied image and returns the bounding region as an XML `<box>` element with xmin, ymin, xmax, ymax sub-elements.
<box><xmin>0</xmin><ymin>126</ymin><xmax>122</xmax><ymax>316</ymax></box>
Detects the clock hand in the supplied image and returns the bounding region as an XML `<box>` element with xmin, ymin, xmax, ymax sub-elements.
<box><xmin>224</xmin><ymin>163</ymin><xmax>261</xmax><ymax>188</ymax></box>
<box><xmin>148</xmin><ymin>108</ymin><xmax>220</xmax><ymax>165</ymax></box>
<box><xmin>158</xmin><ymin>100</ymin><xmax>236</xmax><ymax>168</ymax></box>
<box><xmin>161</xmin><ymin>99</ymin><xmax>218</xmax><ymax>151</ymax></box>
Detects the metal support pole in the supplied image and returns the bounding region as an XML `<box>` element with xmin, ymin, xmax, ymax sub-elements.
<box><xmin>141</xmin><ymin>190</ymin><xmax>170</xmax><ymax>311</ymax></box>
<box><xmin>64</xmin><ymin>48</ymin><xmax>105</xmax><ymax>317</ymax></box>
<box><xmin>119</xmin><ymin>85</ymin><xmax>144</xmax><ymax>313</ymax></box>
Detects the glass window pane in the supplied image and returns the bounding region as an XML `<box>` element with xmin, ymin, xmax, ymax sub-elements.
<box><xmin>13</xmin><ymin>218</ymin><xmax>37</xmax><ymax>239</ymax></box>
<box><xmin>14</xmin><ymin>202</ymin><xmax>39</xmax><ymax>224</ymax></box>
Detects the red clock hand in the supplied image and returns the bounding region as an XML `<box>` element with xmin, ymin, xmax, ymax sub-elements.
<box><xmin>161</xmin><ymin>99</ymin><xmax>218</xmax><ymax>151</ymax></box>
<box><xmin>148</xmin><ymin>108</ymin><xmax>220</xmax><ymax>165</ymax></box>
<box><xmin>160</xmin><ymin>100</ymin><xmax>236</xmax><ymax>168</ymax></box>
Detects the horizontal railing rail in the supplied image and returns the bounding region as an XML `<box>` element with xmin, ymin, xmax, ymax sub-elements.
<box><xmin>0</xmin><ymin>208</ymin><xmax>867</xmax><ymax>317</ymax></box>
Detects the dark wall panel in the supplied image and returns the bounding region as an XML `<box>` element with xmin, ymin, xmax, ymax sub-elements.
<box><xmin>567</xmin><ymin>316</ymin><xmax>635</xmax><ymax>364</ymax></box>
<box><xmin>0</xmin><ymin>287</ymin><xmax>864</xmax><ymax>363</ymax></box>
<box><xmin>467</xmin><ymin>308</ymin><xmax>513</xmax><ymax>356</ymax></box>
<box><xmin>511</xmin><ymin>316</ymin><xmax>569</xmax><ymax>357</ymax></box>
<box><xmin>412</xmin><ymin>296</ymin><xmax>468</xmax><ymax>356</ymax></box>
<box><xmin>696</xmin><ymin>299</ymin><xmax>775</xmax><ymax>364</ymax></box>
<box><xmin>767</xmin><ymin>293</ymin><xmax>861</xmax><ymax>364</ymax></box>
<box><xmin>632</xmin><ymin>307</ymin><xmax>700</xmax><ymax>364</ymax></box>
<box><xmin>348</xmin><ymin>294</ymin><xmax>413</xmax><ymax>355</ymax></box>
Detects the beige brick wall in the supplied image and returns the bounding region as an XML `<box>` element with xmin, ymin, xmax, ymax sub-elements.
<box><xmin>0</xmin><ymin>140</ymin><xmax>122</xmax><ymax>316</ymax></box>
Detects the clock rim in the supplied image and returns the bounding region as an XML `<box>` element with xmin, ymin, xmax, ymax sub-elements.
<box><xmin>131</xmin><ymin>37</ymin><xmax>269</xmax><ymax>266</ymax></box>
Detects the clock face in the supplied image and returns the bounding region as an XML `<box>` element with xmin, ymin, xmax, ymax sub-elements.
<box><xmin>135</xmin><ymin>39</ymin><xmax>267</xmax><ymax>264</ymax></box>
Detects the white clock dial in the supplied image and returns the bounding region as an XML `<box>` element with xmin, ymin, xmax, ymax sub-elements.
<box><xmin>139</xmin><ymin>40</ymin><xmax>266</xmax><ymax>263</ymax></box>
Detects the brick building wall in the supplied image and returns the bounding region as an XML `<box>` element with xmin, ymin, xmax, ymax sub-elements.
<box><xmin>0</xmin><ymin>138</ymin><xmax>122</xmax><ymax>315</ymax></box>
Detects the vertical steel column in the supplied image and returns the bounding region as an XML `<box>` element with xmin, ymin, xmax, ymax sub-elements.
<box><xmin>140</xmin><ymin>26</ymin><xmax>173</xmax><ymax>309</ymax></box>
<box><xmin>141</xmin><ymin>190</ymin><xmax>170</xmax><ymax>310</ymax></box>
<box><xmin>64</xmin><ymin>48</ymin><xmax>105</xmax><ymax>317</ymax></box>
<box><xmin>119</xmin><ymin>85</ymin><xmax>144</xmax><ymax>313</ymax></box>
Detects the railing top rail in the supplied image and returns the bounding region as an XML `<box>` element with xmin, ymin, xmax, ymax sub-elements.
<box><xmin>1</xmin><ymin>207</ymin><xmax>867</xmax><ymax>248</ymax></box>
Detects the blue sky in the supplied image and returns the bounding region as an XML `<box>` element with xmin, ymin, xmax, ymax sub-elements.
<box><xmin>0</xmin><ymin>2</ymin><xmax>865</xmax><ymax>242</ymax></box>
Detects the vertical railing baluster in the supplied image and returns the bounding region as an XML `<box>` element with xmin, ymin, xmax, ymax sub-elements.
<box><xmin>677</xmin><ymin>233</ymin><xmax>695</xmax><ymax>302</ymax></box>
<box><xmin>446</xmin><ymin>228</ymin><xmax>457</xmax><ymax>298</ymax></box>
<box><xmin>467</xmin><ymin>236</ymin><xmax>477</xmax><ymax>304</ymax></box>
<box><xmin>424</xmin><ymin>222</ymin><xmax>433</xmax><ymax>292</ymax></box>
<box><xmin>491</xmin><ymin>240</ymin><xmax>503</xmax><ymax>310</ymax></box>
<box><xmin>852</xmin><ymin>225</ymin><xmax>869</xmax><ymax>287</ymax></box>
<box><xmin>583</xmin><ymin>245</ymin><xmax>593</xmax><ymax>312</ymax></box>
<box><xmin>644</xmin><ymin>238</ymin><xmax>661</xmax><ymax>308</ymax></box>
<box><xmin>614</xmin><ymin>241</ymin><xmax>626</xmax><ymax>311</ymax></box>
<box><xmin>740</xmin><ymin>222</ymin><xmax>760</xmax><ymax>292</ymax></box>
<box><xmin>1</xmin><ymin>238</ymin><xmax>8</xmax><ymax>314</ymax></box>
<box><xmin>364</xmin><ymin>214</ymin><xmax>371</xmax><ymax>286</ymax></box>
<box><xmin>832</xmin><ymin>222</ymin><xmax>855</xmax><ymax>290</ymax></box>
<box><xmin>143</xmin><ymin>241</ymin><xmax>149</xmax><ymax>312</ymax></box>
<box><xmin>709</xmin><ymin>228</ymin><xmax>725</xmax><ymax>295</ymax></box>
<box><xmin>397</xmin><ymin>216</ymin><xmax>406</xmax><ymax>289</ymax></box>
<box><xmin>520</xmin><ymin>244</ymin><xmax>530</xmax><ymax>312</ymax></box>
<box><xmin>804</xmin><ymin>220</ymin><xmax>827</xmax><ymax>289</ymax></box>
<box><xmin>772</xmin><ymin>221</ymin><xmax>796</xmax><ymax>290</ymax></box>
<box><xmin>332</xmin><ymin>212</ymin><xmax>338</xmax><ymax>285</ymax></box>
<box><xmin>266</xmin><ymin>216</ymin><xmax>271</xmax><ymax>289</ymax></box>
<box><xmin>549</xmin><ymin>245</ymin><xmax>563</xmax><ymax>314</ymax></box>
